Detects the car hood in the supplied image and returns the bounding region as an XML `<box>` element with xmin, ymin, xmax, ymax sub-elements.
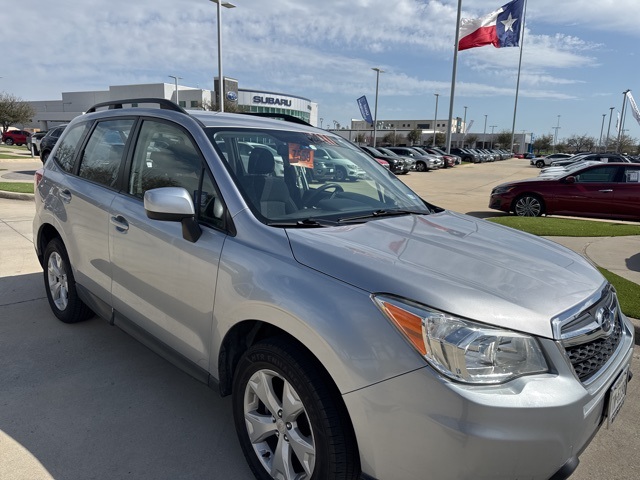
<box><xmin>286</xmin><ymin>211</ymin><xmax>604</xmax><ymax>339</ymax></box>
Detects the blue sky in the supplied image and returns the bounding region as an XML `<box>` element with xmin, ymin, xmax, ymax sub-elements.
<box><xmin>2</xmin><ymin>0</ymin><xmax>639</xmax><ymax>142</ymax></box>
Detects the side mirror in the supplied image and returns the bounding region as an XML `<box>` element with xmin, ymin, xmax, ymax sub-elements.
<box><xmin>564</xmin><ymin>176</ymin><xmax>576</xmax><ymax>184</ymax></box>
<box><xmin>144</xmin><ymin>187</ymin><xmax>201</xmax><ymax>242</ymax></box>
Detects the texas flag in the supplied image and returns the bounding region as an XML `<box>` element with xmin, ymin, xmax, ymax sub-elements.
<box><xmin>458</xmin><ymin>0</ymin><xmax>525</xmax><ymax>51</ymax></box>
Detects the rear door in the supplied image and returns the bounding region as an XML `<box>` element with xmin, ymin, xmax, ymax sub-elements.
<box><xmin>613</xmin><ymin>165</ymin><xmax>640</xmax><ymax>219</ymax></box>
<box><xmin>109</xmin><ymin>118</ymin><xmax>227</xmax><ymax>367</ymax></box>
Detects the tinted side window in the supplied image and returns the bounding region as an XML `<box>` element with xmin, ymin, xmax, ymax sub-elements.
<box><xmin>53</xmin><ymin>123</ymin><xmax>90</xmax><ymax>173</ymax></box>
<box><xmin>575</xmin><ymin>166</ymin><xmax>618</xmax><ymax>183</ymax></box>
<box><xmin>78</xmin><ymin>119</ymin><xmax>134</xmax><ymax>188</ymax></box>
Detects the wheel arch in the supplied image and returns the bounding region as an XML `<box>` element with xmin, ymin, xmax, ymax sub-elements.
<box><xmin>35</xmin><ymin>223</ymin><xmax>63</xmax><ymax>267</ymax></box>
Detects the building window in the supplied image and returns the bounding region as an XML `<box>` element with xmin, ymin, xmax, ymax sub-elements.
<box><xmin>179</xmin><ymin>101</ymin><xmax>186</xmax><ymax>108</ymax></box>
<box><xmin>190</xmin><ymin>101</ymin><xmax>199</xmax><ymax>108</ymax></box>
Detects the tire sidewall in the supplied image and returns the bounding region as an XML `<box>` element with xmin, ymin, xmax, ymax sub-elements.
<box><xmin>232</xmin><ymin>343</ymin><xmax>336</xmax><ymax>480</ymax></box>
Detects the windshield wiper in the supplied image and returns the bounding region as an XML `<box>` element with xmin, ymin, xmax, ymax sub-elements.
<box><xmin>265</xmin><ymin>218</ymin><xmax>338</xmax><ymax>228</ymax></box>
<box><xmin>337</xmin><ymin>209</ymin><xmax>426</xmax><ymax>223</ymax></box>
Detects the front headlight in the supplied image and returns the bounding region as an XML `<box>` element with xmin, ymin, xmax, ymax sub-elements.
<box><xmin>373</xmin><ymin>295</ymin><xmax>548</xmax><ymax>384</ymax></box>
<box><xmin>491</xmin><ymin>185</ymin><xmax>515</xmax><ymax>195</ymax></box>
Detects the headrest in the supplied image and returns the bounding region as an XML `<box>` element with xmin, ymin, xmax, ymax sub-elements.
<box><xmin>248</xmin><ymin>147</ymin><xmax>276</xmax><ymax>175</ymax></box>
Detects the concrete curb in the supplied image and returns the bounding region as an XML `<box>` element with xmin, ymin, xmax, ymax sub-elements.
<box><xmin>630</xmin><ymin>318</ymin><xmax>640</xmax><ymax>345</ymax></box>
<box><xmin>0</xmin><ymin>190</ymin><xmax>34</xmax><ymax>201</ymax></box>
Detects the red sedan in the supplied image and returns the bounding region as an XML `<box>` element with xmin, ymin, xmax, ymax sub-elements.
<box><xmin>489</xmin><ymin>162</ymin><xmax>640</xmax><ymax>220</ymax></box>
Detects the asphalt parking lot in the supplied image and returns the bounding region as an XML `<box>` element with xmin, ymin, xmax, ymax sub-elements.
<box><xmin>1</xmin><ymin>156</ymin><xmax>639</xmax><ymax>480</ymax></box>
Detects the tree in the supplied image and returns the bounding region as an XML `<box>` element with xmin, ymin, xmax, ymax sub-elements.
<box><xmin>565</xmin><ymin>134</ymin><xmax>596</xmax><ymax>153</ymax></box>
<box><xmin>0</xmin><ymin>92</ymin><xmax>35</xmax><ymax>134</ymax></box>
<box><xmin>382</xmin><ymin>132</ymin><xmax>398</xmax><ymax>146</ymax></box>
<box><xmin>464</xmin><ymin>134</ymin><xmax>478</xmax><ymax>147</ymax></box>
<box><xmin>428</xmin><ymin>132</ymin><xmax>446</xmax><ymax>146</ymax></box>
<box><xmin>202</xmin><ymin>99</ymin><xmax>249</xmax><ymax>113</ymax></box>
<box><xmin>406</xmin><ymin>128</ymin><xmax>421</xmax><ymax>145</ymax></box>
<box><xmin>494</xmin><ymin>130</ymin><xmax>512</xmax><ymax>149</ymax></box>
<box><xmin>354</xmin><ymin>133</ymin><xmax>366</xmax><ymax>145</ymax></box>
<box><xmin>532</xmin><ymin>134</ymin><xmax>553</xmax><ymax>154</ymax></box>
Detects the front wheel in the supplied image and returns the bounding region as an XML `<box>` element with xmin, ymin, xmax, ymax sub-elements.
<box><xmin>514</xmin><ymin>194</ymin><xmax>544</xmax><ymax>217</ymax></box>
<box><xmin>232</xmin><ymin>339</ymin><xmax>359</xmax><ymax>480</ymax></box>
<box><xmin>535</xmin><ymin>160</ymin><xmax>545</xmax><ymax>168</ymax></box>
<box><xmin>4</xmin><ymin>138</ymin><xmax>14</xmax><ymax>146</ymax></box>
<box><xmin>41</xmin><ymin>150</ymin><xmax>51</xmax><ymax>162</ymax></box>
<box><xmin>415</xmin><ymin>161</ymin><xmax>427</xmax><ymax>172</ymax></box>
<box><xmin>43</xmin><ymin>238</ymin><xmax>94</xmax><ymax>323</ymax></box>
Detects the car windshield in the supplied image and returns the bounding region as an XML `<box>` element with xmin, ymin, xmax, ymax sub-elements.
<box><xmin>206</xmin><ymin>128</ymin><xmax>431</xmax><ymax>225</ymax></box>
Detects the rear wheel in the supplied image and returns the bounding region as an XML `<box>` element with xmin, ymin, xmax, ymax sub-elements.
<box><xmin>334</xmin><ymin>167</ymin><xmax>347</xmax><ymax>182</ymax></box>
<box><xmin>43</xmin><ymin>238</ymin><xmax>94</xmax><ymax>323</ymax></box>
<box><xmin>415</xmin><ymin>161</ymin><xmax>427</xmax><ymax>172</ymax></box>
<box><xmin>514</xmin><ymin>194</ymin><xmax>544</xmax><ymax>217</ymax></box>
<box><xmin>232</xmin><ymin>339</ymin><xmax>359</xmax><ymax>480</ymax></box>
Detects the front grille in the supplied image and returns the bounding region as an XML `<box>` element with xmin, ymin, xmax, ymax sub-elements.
<box><xmin>558</xmin><ymin>285</ymin><xmax>623</xmax><ymax>383</ymax></box>
<box><xmin>564</xmin><ymin>318</ymin><xmax>622</xmax><ymax>382</ymax></box>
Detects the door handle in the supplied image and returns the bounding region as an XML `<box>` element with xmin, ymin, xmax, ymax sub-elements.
<box><xmin>59</xmin><ymin>189</ymin><xmax>72</xmax><ymax>203</ymax></box>
<box><xmin>110</xmin><ymin>215</ymin><xmax>129</xmax><ymax>232</ymax></box>
<box><xmin>599</xmin><ymin>189</ymin><xmax>614</xmax><ymax>193</ymax></box>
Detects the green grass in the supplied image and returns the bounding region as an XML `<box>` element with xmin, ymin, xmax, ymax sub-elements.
<box><xmin>488</xmin><ymin>216</ymin><xmax>640</xmax><ymax>319</ymax></box>
<box><xmin>0</xmin><ymin>182</ymin><xmax>33</xmax><ymax>194</ymax></box>
<box><xmin>598</xmin><ymin>268</ymin><xmax>640</xmax><ymax>319</ymax></box>
<box><xmin>487</xmin><ymin>216</ymin><xmax>640</xmax><ymax>236</ymax></box>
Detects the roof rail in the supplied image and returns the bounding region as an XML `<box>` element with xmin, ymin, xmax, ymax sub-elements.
<box><xmin>238</xmin><ymin>111</ymin><xmax>312</xmax><ymax>127</ymax></box>
<box><xmin>85</xmin><ymin>98</ymin><xmax>187</xmax><ymax>114</ymax></box>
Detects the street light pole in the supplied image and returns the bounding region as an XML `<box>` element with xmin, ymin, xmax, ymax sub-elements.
<box><xmin>432</xmin><ymin>93</ymin><xmax>439</xmax><ymax>146</ymax></box>
<box><xmin>461</xmin><ymin>106</ymin><xmax>468</xmax><ymax>147</ymax></box>
<box><xmin>489</xmin><ymin>125</ymin><xmax>497</xmax><ymax>148</ymax></box>
<box><xmin>552</xmin><ymin>115</ymin><xmax>561</xmax><ymax>153</ymax></box>
<box><xmin>482</xmin><ymin>114</ymin><xmax>487</xmax><ymax>148</ymax></box>
<box><xmin>371</xmin><ymin>67</ymin><xmax>384</xmax><ymax>147</ymax></box>
<box><xmin>598</xmin><ymin>113</ymin><xmax>606</xmax><ymax>152</ymax></box>
<box><xmin>168</xmin><ymin>75</ymin><xmax>182</xmax><ymax>105</ymax></box>
<box><xmin>605</xmin><ymin>107</ymin><xmax>614</xmax><ymax>151</ymax></box>
<box><xmin>319</xmin><ymin>117</ymin><xmax>324</xmax><ymax>129</ymax></box>
<box><xmin>210</xmin><ymin>0</ymin><xmax>236</xmax><ymax>113</ymax></box>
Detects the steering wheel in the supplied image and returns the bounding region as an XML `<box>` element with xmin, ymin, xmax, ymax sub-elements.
<box><xmin>305</xmin><ymin>183</ymin><xmax>344</xmax><ymax>207</ymax></box>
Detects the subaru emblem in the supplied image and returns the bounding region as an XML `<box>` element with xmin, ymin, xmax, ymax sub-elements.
<box><xmin>595</xmin><ymin>306</ymin><xmax>615</xmax><ymax>335</ymax></box>
<box><xmin>226</xmin><ymin>91</ymin><xmax>238</xmax><ymax>102</ymax></box>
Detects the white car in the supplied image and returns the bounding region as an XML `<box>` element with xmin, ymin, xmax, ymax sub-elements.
<box><xmin>531</xmin><ymin>153</ymin><xmax>573</xmax><ymax>168</ymax></box>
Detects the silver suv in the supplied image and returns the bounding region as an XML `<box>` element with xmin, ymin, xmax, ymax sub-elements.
<box><xmin>33</xmin><ymin>99</ymin><xmax>634</xmax><ymax>480</ymax></box>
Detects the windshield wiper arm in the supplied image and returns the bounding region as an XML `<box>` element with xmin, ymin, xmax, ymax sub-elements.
<box><xmin>337</xmin><ymin>209</ymin><xmax>426</xmax><ymax>223</ymax></box>
<box><xmin>265</xmin><ymin>218</ymin><xmax>338</xmax><ymax>228</ymax></box>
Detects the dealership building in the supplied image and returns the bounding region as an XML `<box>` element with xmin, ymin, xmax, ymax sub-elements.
<box><xmin>27</xmin><ymin>78</ymin><xmax>318</xmax><ymax>131</ymax></box>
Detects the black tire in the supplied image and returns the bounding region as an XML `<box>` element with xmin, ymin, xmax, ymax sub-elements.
<box><xmin>43</xmin><ymin>238</ymin><xmax>94</xmax><ymax>323</ymax></box>
<box><xmin>535</xmin><ymin>160</ymin><xmax>545</xmax><ymax>168</ymax></box>
<box><xmin>415</xmin><ymin>161</ymin><xmax>427</xmax><ymax>172</ymax></box>
<box><xmin>334</xmin><ymin>167</ymin><xmax>347</xmax><ymax>182</ymax></box>
<box><xmin>232</xmin><ymin>338</ymin><xmax>359</xmax><ymax>480</ymax></box>
<box><xmin>513</xmin><ymin>194</ymin><xmax>545</xmax><ymax>217</ymax></box>
<box><xmin>41</xmin><ymin>150</ymin><xmax>50</xmax><ymax>162</ymax></box>
<box><xmin>5</xmin><ymin>138</ymin><xmax>14</xmax><ymax>146</ymax></box>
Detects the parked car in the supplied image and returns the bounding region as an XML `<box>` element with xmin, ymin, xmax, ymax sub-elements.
<box><xmin>423</xmin><ymin>146</ymin><xmax>462</xmax><ymax>165</ymax></box>
<box><xmin>386</xmin><ymin>146</ymin><xmax>442</xmax><ymax>171</ymax></box>
<box><xmin>490</xmin><ymin>162</ymin><xmax>640</xmax><ymax>220</ymax></box>
<box><xmin>33</xmin><ymin>98</ymin><xmax>634</xmax><ymax>480</ymax></box>
<box><xmin>315</xmin><ymin>146</ymin><xmax>366</xmax><ymax>181</ymax></box>
<box><xmin>414</xmin><ymin>146</ymin><xmax>454</xmax><ymax>168</ymax></box>
<box><xmin>531</xmin><ymin>153</ymin><xmax>573</xmax><ymax>168</ymax></box>
<box><xmin>2</xmin><ymin>129</ymin><xmax>31</xmax><ymax>146</ymax></box>
<box><xmin>549</xmin><ymin>153</ymin><xmax>628</xmax><ymax>169</ymax></box>
<box><xmin>27</xmin><ymin>131</ymin><xmax>48</xmax><ymax>155</ymax></box>
<box><xmin>515</xmin><ymin>152</ymin><xmax>535</xmax><ymax>159</ymax></box>
<box><xmin>450</xmin><ymin>147</ymin><xmax>480</xmax><ymax>163</ymax></box>
<box><xmin>39</xmin><ymin>124</ymin><xmax>68</xmax><ymax>162</ymax></box>
<box><xmin>377</xmin><ymin>146</ymin><xmax>416</xmax><ymax>173</ymax></box>
<box><xmin>360</xmin><ymin>145</ymin><xmax>405</xmax><ymax>174</ymax></box>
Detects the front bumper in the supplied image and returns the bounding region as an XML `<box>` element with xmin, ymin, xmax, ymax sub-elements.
<box><xmin>344</xmin><ymin>316</ymin><xmax>634</xmax><ymax>480</ymax></box>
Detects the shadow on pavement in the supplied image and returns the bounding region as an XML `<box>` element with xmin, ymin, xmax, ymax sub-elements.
<box><xmin>627</xmin><ymin>252</ymin><xmax>640</xmax><ymax>273</ymax></box>
<box><xmin>0</xmin><ymin>272</ymin><xmax>253</xmax><ymax>480</ymax></box>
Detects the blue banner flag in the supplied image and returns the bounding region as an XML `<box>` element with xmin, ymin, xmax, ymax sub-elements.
<box><xmin>357</xmin><ymin>96</ymin><xmax>373</xmax><ymax>124</ymax></box>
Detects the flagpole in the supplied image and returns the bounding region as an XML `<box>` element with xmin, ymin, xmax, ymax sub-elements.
<box><xmin>617</xmin><ymin>89</ymin><xmax>630</xmax><ymax>152</ymax></box>
<box><xmin>509</xmin><ymin>0</ymin><xmax>527</xmax><ymax>155</ymax></box>
<box><xmin>445</xmin><ymin>0</ymin><xmax>464</xmax><ymax>154</ymax></box>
